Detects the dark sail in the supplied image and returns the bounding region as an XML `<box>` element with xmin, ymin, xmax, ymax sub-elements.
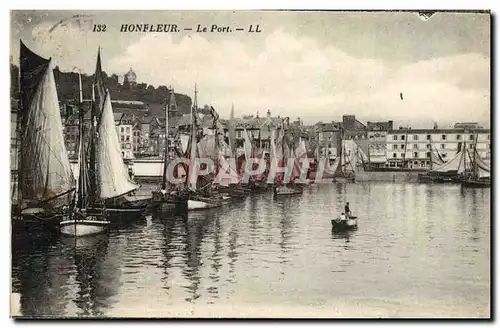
<box><xmin>18</xmin><ymin>41</ymin><xmax>74</xmax><ymax>207</ymax></box>
<box><xmin>19</xmin><ymin>40</ymin><xmax>50</xmax><ymax>129</ymax></box>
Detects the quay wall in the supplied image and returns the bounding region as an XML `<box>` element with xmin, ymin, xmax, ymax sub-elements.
<box><xmin>356</xmin><ymin>171</ymin><xmax>420</xmax><ymax>183</ymax></box>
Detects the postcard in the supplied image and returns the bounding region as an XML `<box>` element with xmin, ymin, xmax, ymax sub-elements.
<box><xmin>10</xmin><ymin>9</ymin><xmax>491</xmax><ymax>318</ymax></box>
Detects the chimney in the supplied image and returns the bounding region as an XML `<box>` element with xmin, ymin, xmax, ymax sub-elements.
<box><xmin>256</xmin><ymin>111</ymin><xmax>259</xmax><ymax>118</ymax></box>
<box><xmin>267</xmin><ymin>109</ymin><xmax>271</xmax><ymax>118</ymax></box>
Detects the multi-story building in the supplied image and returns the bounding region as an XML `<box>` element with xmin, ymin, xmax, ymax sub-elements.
<box><xmin>386</xmin><ymin>124</ymin><xmax>490</xmax><ymax>169</ymax></box>
<box><xmin>114</xmin><ymin>113</ymin><xmax>134</xmax><ymax>160</ymax></box>
<box><xmin>316</xmin><ymin>122</ymin><xmax>341</xmax><ymax>161</ymax></box>
<box><xmin>367</xmin><ymin>120</ymin><xmax>393</xmax><ymax>169</ymax></box>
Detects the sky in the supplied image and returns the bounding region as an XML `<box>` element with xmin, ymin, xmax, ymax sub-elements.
<box><xmin>10</xmin><ymin>10</ymin><xmax>491</xmax><ymax>127</ymax></box>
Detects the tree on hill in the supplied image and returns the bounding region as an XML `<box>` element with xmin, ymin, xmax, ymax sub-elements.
<box><xmin>10</xmin><ymin>64</ymin><xmax>192</xmax><ymax>115</ymax></box>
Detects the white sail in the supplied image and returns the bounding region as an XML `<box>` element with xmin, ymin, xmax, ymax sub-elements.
<box><xmin>96</xmin><ymin>91</ymin><xmax>139</xmax><ymax>199</ymax></box>
<box><xmin>20</xmin><ymin>58</ymin><xmax>74</xmax><ymax>207</ymax></box>
<box><xmin>432</xmin><ymin>147</ymin><xmax>466</xmax><ymax>173</ymax></box>
<box><xmin>243</xmin><ymin>128</ymin><xmax>253</xmax><ymax>161</ymax></box>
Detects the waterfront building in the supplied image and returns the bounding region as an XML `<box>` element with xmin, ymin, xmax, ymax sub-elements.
<box><xmin>367</xmin><ymin>120</ymin><xmax>394</xmax><ymax>169</ymax></box>
<box><xmin>385</xmin><ymin>124</ymin><xmax>490</xmax><ymax>169</ymax></box>
<box><xmin>114</xmin><ymin>112</ymin><xmax>134</xmax><ymax>160</ymax></box>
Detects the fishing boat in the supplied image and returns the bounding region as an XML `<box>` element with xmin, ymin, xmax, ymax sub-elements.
<box><xmin>271</xmin><ymin>123</ymin><xmax>308</xmax><ymax>196</ymax></box>
<box><xmin>151</xmin><ymin>87</ymin><xmax>190</xmax><ymax>213</ymax></box>
<box><xmin>60</xmin><ymin>79</ymin><xmax>109</xmax><ymax>237</ymax></box>
<box><xmin>12</xmin><ymin>41</ymin><xmax>75</xmax><ymax>232</ymax></box>
<box><xmin>332</xmin><ymin>128</ymin><xmax>364</xmax><ymax>183</ymax></box>
<box><xmin>460</xmin><ymin>135</ymin><xmax>491</xmax><ymax>188</ymax></box>
<box><xmin>186</xmin><ymin>85</ymin><xmax>222</xmax><ymax>211</ymax></box>
<box><xmin>417</xmin><ymin>139</ymin><xmax>458</xmax><ymax>183</ymax></box>
<box><xmin>85</xmin><ymin>49</ymin><xmax>147</xmax><ymax>221</ymax></box>
<box><xmin>331</xmin><ymin>215</ymin><xmax>358</xmax><ymax>230</ymax></box>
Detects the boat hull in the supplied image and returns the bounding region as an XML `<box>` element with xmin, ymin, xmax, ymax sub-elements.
<box><xmin>151</xmin><ymin>190</ymin><xmax>189</xmax><ymax>214</ymax></box>
<box><xmin>461</xmin><ymin>179</ymin><xmax>490</xmax><ymax>188</ymax></box>
<box><xmin>273</xmin><ymin>185</ymin><xmax>303</xmax><ymax>196</ymax></box>
<box><xmin>188</xmin><ymin>199</ymin><xmax>221</xmax><ymax>210</ymax></box>
<box><xmin>332</xmin><ymin>177</ymin><xmax>355</xmax><ymax>183</ymax></box>
<box><xmin>331</xmin><ymin>217</ymin><xmax>358</xmax><ymax>230</ymax></box>
<box><xmin>60</xmin><ymin>219</ymin><xmax>110</xmax><ymax>237</ymax></box>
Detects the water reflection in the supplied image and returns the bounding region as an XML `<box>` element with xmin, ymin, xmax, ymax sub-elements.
<box><xmin>11</xmin><ymin>183</ymin><xmax>490</xmax><ymax>317</ymax></box>
<box><xmin>61</xmin><ymin>235</ymin><xmax>110</xmax><ymax>317</ymax></box>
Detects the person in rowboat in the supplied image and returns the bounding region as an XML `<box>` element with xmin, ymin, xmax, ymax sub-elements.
<box><xmin>345</xmin><ymin>202</ymin><xmax>351</xmax><ymax>218</ymax></box>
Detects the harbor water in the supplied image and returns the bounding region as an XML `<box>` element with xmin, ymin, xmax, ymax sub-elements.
<box><xmin>11</xmin><ymin>183</ymin><xmax>490</xmax><ymax>318</ymax></box>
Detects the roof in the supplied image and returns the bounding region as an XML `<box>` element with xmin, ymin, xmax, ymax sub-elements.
<box><xmin>113</xmin><ymin>112</ymin><xmax>124</xmax><ymax>122</ymax></box>
<box><xmin>388</xmin><ymin>128</ymin><xmax>491</xmax><ymax>134</ymax></box>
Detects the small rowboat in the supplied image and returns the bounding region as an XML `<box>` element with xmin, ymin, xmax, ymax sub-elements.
<box><xmin>331</xmin><ymin>216</ymin><xmax>358</xmax><ymax>230</ymax></box>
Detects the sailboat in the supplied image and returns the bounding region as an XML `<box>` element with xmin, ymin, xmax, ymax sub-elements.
<box><xmin>418</xmin><ymin>142</ymin><xmax>467</xmax><ymax>183</ymax></box>
<box><xmin>417</xmin><ymin>138</ymin><xmax>449</xmax><ymax>183</ymax></box>
<box><xmin>186</xmin><ymin>84</ymin><xmax>222</xmax><ymax>210</ymax></box>
<box><xmin>60</xmin><ymin>72</ymin><xmax>109</xmax><ymax>236</ymax></box>
<box><xmin>151</xmin><ymin>87</ymin><xmax>190</xmax><ymax>212</ymax></box>
<box><xmin>332</xmin><ymin>128</ymin><xmax>356</xmax><ymax>183</ymax></box>
<box><xmin>12</xmin><ymin>41</ymin><xmax>75</xmax><ymax>230</ymax></box>
<box><xmin>461</xmin><ymin>135</ymin><xmax>491</xmax><ymax>188</ymax></box>
<box><xmin>272</xmin><ymin>125</ymin><xmax>304</xmax><ymax>196</ymax></box>
<box><xmin>86</xmin><ymin>48</ymin><xmax>148</xmax><ymax>221</ymax></box>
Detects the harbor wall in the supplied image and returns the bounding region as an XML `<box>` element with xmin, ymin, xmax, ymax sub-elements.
<box><xmin>355</xmin><ymin>171</ymin><xmax>420</xmax><ymax>183</ymax></box>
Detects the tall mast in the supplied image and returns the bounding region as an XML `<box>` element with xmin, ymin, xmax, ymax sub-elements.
<box><xmin>15</xmin><ymin>51</ymin><xmax>22</xmax><ymax>207</ymax></box>
<box><xmin>339</xmin><ymin>126</ymin><xmax>343</xmax><ymax>175</ymax></box>
<box><xmin>402</xmin><ymin>128</ymin><xmax>409</xmax><ymax>169</ymax></box>
<box><xmin>428</xmin><ymin>136</ymin><xmax>433</xmax><ymax>170</ymax></box>
<box><xmin>77</xmin><ymin>71</ymin><xmax>86</xmax><ymax>208</ymax></box>
<box><xmin>473</xmin><ymin>131</ymin><xmax>478</xmax><ymax>179</ymax></box>
<box><xmin>161</xmin><ymin>87</ymin><xmax>171</xmax><ymax>190</ymax></box>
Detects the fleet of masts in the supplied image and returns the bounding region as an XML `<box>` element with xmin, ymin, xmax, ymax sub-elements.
<box><xmin>12</xmin><ymin>41</ymin><xmax>491</xmax><ymax>238</ymax></box>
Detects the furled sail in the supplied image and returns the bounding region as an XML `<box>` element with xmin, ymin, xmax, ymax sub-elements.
<box><xmin>228</xmin><ymin>104</ymin><xmax>236</xmax><ymax>157</ymax></box>
<box><xmin>430</xmin><ymin>147</ymin><xmax>465</xmax><ymax>173</ymax></box>
<box><xmin>19</xmin><ymin>41</ymin><xmax>74</xmax><ymax>207</ymax></box>
<box><xmin>473</xmin><ymin>149</ymin><xmax>490</xmax><ymax>173</ymax></box>
<box><xmin>96</xmin><ymin>91</ymin><xmax>139</xmax><ymax>198</ymax></box>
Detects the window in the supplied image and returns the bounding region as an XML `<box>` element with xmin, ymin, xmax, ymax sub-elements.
<box><xmin>121</xmin><ymin>127</ymin><xmax>124</xmax><ymax>133</ymax></box>
<box><xmin>126</xmin><ymin>136</ymin><xmax>130</xmax><ymax>142</ymax></box>
<box><xmin>236</xmin><ymin>130</ymin><xmax>242</xmax><ymax>138</ymax></box>
<box><xmin>456</xmin><ymin>135</ymin><xmax>462</xmax><ymax>140</ymax></box>
<box><xmin>401</xmin><ymin>145</ymin><xmax>405</xmax><ymax>149</ymax></box>
<box><xmin>426</xmin><ymin>152</ymin><xmax>431</xmax><ymax>158</ymax></box>
<box><xmin>126</xmin><ymin>127</ymin><xmax>131</xmax><ymax>133</ymax></box>
<box><xmin>120</xmin><ymin>135</ymin><xmax>124</xmax><ymax>142</ymax></box>
<box><xmin>413</xmin><ymin>135</ymin><xmax>418</xmax><ymax>140</ymax></box>
<box><xmin>426</xmin><ymin>134</ymin><xmax>431</xmax><ymax>140</ymax></box>
<box><xmin>401</xmin><ymin>135</ymin><xmax>405</xmax><ymax>141</ymax></box>
<box><xmin>469</xmin><ymin>135</ymin><xmax>474</xmax><ymax>140</ymax></box>
<box><xmin>440</xmin><ymin>144</ymin><xmax>445</xmax><ymax>149</ymax></box>
<box><xmin>413</xmin><ymin>144</ymin><xmax>418</xmax><ymax>149</ymax></box>
<box><xmin>413</xmin><ymin>152</ymin><xmax>418</xmax><ymax>158</ymax></box>
<box><xmin>393</xmin><ymin>153</ymin><xmax>397</xmax><ymax>158</ymax></box>
<box><xmin>426</xmin><ymin>144</ymin><xmax>430</xmax><ymax>149</ymax></box>
<box><xmin>441</xmin><ymin>134</ymin><xmax>446</xmax><ymax>140</ymax></box>
<box><xmin>469</xmin><ymin>144</ymin><xmax>474</xmax><ymax>149</ymax></box>
<box><xmin>487</xmin><ymin>134</ymin><xmax>490</xmax><ymax>140</ymax></box>
<box><xmin>393</xmin><ymin>135</ymin><xmax>398</xmax><ymax>140</ymax></box>
<box><xmin>442</xmin><ymin>153</ymin><xmax>447</xmax><ymax>158</ymax></box>
<box><xmin>393</xmin><ymin>144</ymin><xmax>398</xmax><ymax>150</ymax></box>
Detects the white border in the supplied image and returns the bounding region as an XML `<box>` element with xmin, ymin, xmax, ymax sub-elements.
<box><xmin>2</xmin><ymin>1</ymin><xmax>497</xmax><ymax>327</ymax></box>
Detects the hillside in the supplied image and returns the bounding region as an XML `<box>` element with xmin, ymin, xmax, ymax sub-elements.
<box><xmin>10</xmin><ymin>64</ymin><xmax>192</xmax><ymax>114</ymax></box>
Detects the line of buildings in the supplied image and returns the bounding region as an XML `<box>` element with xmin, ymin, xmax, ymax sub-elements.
<box><xmin>10</xmin><ymin>93</ymin><xmax>491</xmax><ymax>171</ymax></box>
